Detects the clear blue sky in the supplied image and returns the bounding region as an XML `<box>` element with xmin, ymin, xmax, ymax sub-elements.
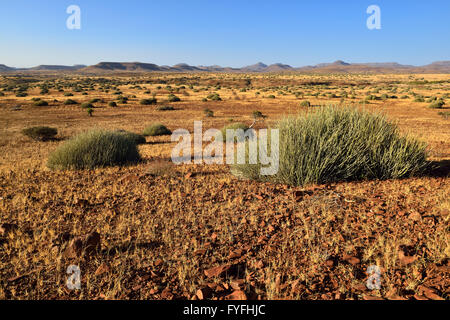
<box><xmin>1</xmin><ymin>0</ymin><xmax>449</xmax><ymax>68</ymax></box>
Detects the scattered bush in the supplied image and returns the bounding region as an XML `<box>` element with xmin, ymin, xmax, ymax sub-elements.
<box><xmin>108</xmin><ymin>101</ymin><xmax>117</xmax><ymax>107</ymax></box>
<box><xmin>34</xmin><ymin>100</ymin><xmax>49</xmax><ymax>106</ymax></box>
<box><xmin>81</xmin><ymin>102</ymin><xmax>94</xmax><ymax>109</ymax></box>
<box><xmin>168</xmin><ymin>94</ymin><xmax>181</xmax><ymax>102</ymax></box>
<box><xmin>64</xmin><ymin>92</ymin><xmax>74</xmax><ymax>97</ymax></box>
<box><xmin>115</xmin><ymin>130</ymin><xmax>146</xmax><ymax>144</ymax></box>
<box><xmin>22</xmin><ymin>126</ymin><xmax>57</xmax><ymax>141</ymax></box>
<box><xmin>428</xmin><ymin>100</ymin><xmax>444</xmax><ymax>109</ymax></box>
<box><xmin>300</xmin><ymin>100</ymin><xmax>311</xmax><ymax>107</ymax></box>
<box><xmin>232</xmin><ymin>106</ymin><xmax>429</xmax><ymax>186</ymax></box>
<box><xmin>140</xmin><ymin>98</ymin><xmax>157</xmax><ymax>105</ymax></box>
<box><xmin>156</xmin><ymin>105</ymin><xmax>175</xmax><ymax>111</ymax></box>
<box><xmin>86</xmin><ymin>108</ymin><xmax>94</xmax><ymax>117</ymax></box>
<box><xmin>143</xmin><ymin>123</ymin><xmax>172</xmax><ymax>136</ymax></box>
<box><xmin>47</xmin><ymin>130</ymin><xmax>141</xmax><ymax>170</ymax></box>
<box><xmin>64</xmin><ymin>99</ymin><xmax>78</xmax><ymax>105</ymax></box>
<box><xmin>437</xmin><ymin>111</ymin><xmax>450</xmax><ymax>119</ymax></box>
<box><xmin>207</xmin><ymin>93</ymin><xmax>221</xmax><ymax>101</ymax></box>
<box><xmin>267</xmin><ymin>95</ymin><xmax>276</xmax><ymax>99</ymax></box>
<box><xmin>218</xmin><ymin>122</ymin><xmax>250</xmax><ymax>142</ymax></box>
<box><xmin>204</xmin><ymin>108</ymin><xmax>214</xmax><ymax>117</ymax></box>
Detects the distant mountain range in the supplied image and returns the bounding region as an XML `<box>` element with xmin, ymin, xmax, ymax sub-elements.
<box><xmin>1</xmin><ymin>60</ymin><xmax>449</xmax><ymax>74</ymax></box>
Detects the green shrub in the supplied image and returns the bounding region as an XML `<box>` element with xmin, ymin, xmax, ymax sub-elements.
<box><xmin>168</xmin><ymin>94</ymin><xmax>181</xmax><ymax>102</ymax></box>
<box><xmin>204</xmin><ymin>108</ymin><xmax>214</xmax><ymax>117</ymax></box>
<box><xmin>140</xmin><ymin>98</ymin><xmax>157</xmax><ymax>105</ymax></box>
<box><xmin>64</xmin><ymin>99</ymin><xmax>78</xmax><ymax>105</ymax></box>
<box><xmin>156</xmin><ymin>105</ymin><xmax>175</xmax><ymax>111</ymax></box>
<box><xmin>232</xmin><ymin>106</ymin><xmax>428</xmax><ymax>186</ymax></box>
<box><xmin>207</xmin><ymin>93</ymin><xmax>221</xmax><ymax>101</ymax></box>
<box><xmin>89</xmin><ymin>98</ymin><xmax>101</xmax><ymax>103</ymax></box>
<box><xmin>437</xmin><ymin>111</ymin><xmax>450</xmax><ymax>119</ymax></box>
<box><xmin>428</xmin><ymin>100</ymin><xmax>444</xmax><ymax>109</ymax></box>
<box><xmin>218</xmin><ymin>122</ymin><xmax>250</xmax><ymax>142</ymax></box>
<box><xmin>47</xmin><ymin>130</ymin><xmax>141</xmax><ymax>170</ymax></box>
<box><xmin>267</xmin><ymin>95</ymin><xmax>276</xmax><ymax>99</ymax></box>
<box><xmin>300</xmin><ymin>100</ymin><xmax>311</xmax><ymax>107</ymax></box>
<box><xmin>81</xmin><ymin>102</ymin><xmax>94</xmax><ymax>109</ymax></box>
<box><xmin>64</xmin><ymin>92</ymin><xmax>74</xmax><ymax>97</ymax></box>
<box><xmin>86</xmin><ymin>108</ymin><xmax>94</xmax><ymax>117</ymax></box>
<box><xmin>22</xmin><ymin>126</ymin><xmax>57</xmax><ymax>141</ymax></box>
<box><xmin>143</xmin><ymin>123</ymin><xmax>172</xmax><ymax>136</ymax></box>
<box><xmin>16</xmin><ymin>92</ymin><xmax>28</xmax><ymax>97</ymax></box>
<box><xmin>34</xmin><ymin>100</ymin><xmax>49</xmax><ymax>106</ymax></box>
<box><xmin>108</xmin><ymin>101</ymin><xmax>117</xmax><ymax>107</ymax></box>
<box><xmin>115</xmin><ymin>130</ymin><xmax>146</xmax><ymax>144</ymax></box>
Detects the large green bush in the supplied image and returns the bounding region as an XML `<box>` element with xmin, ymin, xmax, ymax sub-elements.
<box><xmin>232</xmin><ymin>106</ymin><xmax>428</xmax><ymax>186</ymax></box>
<box><xmin>47</xmin><ymin>130</ymin><xmax>141</xmax><ymax>170</ymax></box>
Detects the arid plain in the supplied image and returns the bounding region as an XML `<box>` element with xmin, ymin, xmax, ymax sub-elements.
<box><xmin>0</xmin><ymin>72</ymin><xmax>448</xmax><ymax>300</ymax></box>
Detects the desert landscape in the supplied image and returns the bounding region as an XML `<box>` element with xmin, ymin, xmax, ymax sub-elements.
<box><xmin>0</xmin><ymin>69</ymin><xmax>448</xmax><ymax>300</ymax></box>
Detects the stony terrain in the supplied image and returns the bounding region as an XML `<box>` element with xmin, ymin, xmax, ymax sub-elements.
<box><xmin>0</xmin><ymin>73</ymin><xmax>448</xmax><ymax>300</ymax></box>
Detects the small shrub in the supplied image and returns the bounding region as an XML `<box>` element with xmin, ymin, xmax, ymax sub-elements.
<box><xmin>437</xmin><ymin>111</ymin><xmax>450</xmax><ymax>119</ymax></box>
<box><xmin>218</xmin><ymin>122</ymin><xmax>250</xmax><ymax>142</ymax></box>
<box><xmin>300</xmin><ymin>100</ymin><xmax>311</xmax><ymax>107</ymax></box>
<box><xmin>115</xmin><ymin>130</ymin><xmax>146</xmax><ymax>144</ymax></box>
<box><xmin>34</xmin><ymin>100</ymin><xmax>49</xmax><ymax>106</ymax></box>
<box><xmin>204</xmin><ymin>108</ymin><xmax>214</xmax><ymax>117</ymax></box>
<box><xmin>143</xmin><ymin>123</ymin><xmax>172</xmax><ymax>136</ymax></box>
<box><xmin>267</xmin><ymin>95</ymin><xmax>276</xmax><ymax>99</ymax></box>
<box><xmin>64</xmin><ymin>92</ymin><xmax>74</xmax><ymax>97</ymax></box>
<box><xmin>64</xmin><ymin>99</ymin><xmax>78</xmax><ymax>105</ymax></box>
<box><xmin>108</xmin><ymin>101</ymin><xmax>117</xmax><ymax>107</ymax></box>
<box><xmin>156</xmin><ymin>105</ymin><xmax>175</xmax><ymax>111</ymax></box>
<box><xmin>140</xmin><ymin>98</ymin><xmax>157</xmax><ymax>105</ymax></box>
<box><xmin>81</xmin><ymin>102</ymin><xmax>94</xmax><ymax>109</ymax></box>
<box><xmin>22</xmin><ymin>126</ymin><xmax>57</xmax><ymax>141</ymax></box>
<box><xmin>207</xmin><ymin>93</ymin><xmax>221</xmax><ymax>101</ymax></box>
<box><xmin>428</xmin><ymin>100</ymin><xmax>444</xmax><ymax>109</ymax></box>
<box><xmin>168</xmin><ymin>94</ymin><xmax>181</xmax><ymax>102</ymax></box>
<box><xmin>86</xmin><ymin>108</ymin><xmax>94</xmax><ymax>117</ymax></box>
<box><xmin>47</xmin><ymin>130</ymin><xmax>141</xmax><ymax>170</ymax></box>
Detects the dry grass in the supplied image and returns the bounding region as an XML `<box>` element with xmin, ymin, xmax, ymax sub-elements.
<box><xmin>0</xmin><ymin>73</ymin><xmax>448</xmax><ymax>300</ymax></box>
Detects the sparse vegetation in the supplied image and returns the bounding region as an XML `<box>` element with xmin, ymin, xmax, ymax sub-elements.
<box><xmin>233</xmin><ymin>106</ymin><xmax>429</xmax><ymax>185</ymax></box>
<box><xmin>156</xmin><ymin>105</ymin><xmax>175</xmax><ymax>111</ymax></box>
<box><xmin>140</xmin><ymin>98</ymin><xmax>157</xmax><ymax>105</ymax></box>
<box><xmin>22</xmin><ymin>126</ymin><xmax>57</xmax><ymax>141</ymax></box>
<box><xmin>143</xmin><ymin>123</ymin><xmax>172</xmax><ymax>136</ymax></box>
<box><xmin>47</xmin><ymin>130</ymin><xmax>141</xmax><ymax>170</ymax></box>
<box><xmin>34</xmin><ymin>100</ymin><xmax>48</xmax><ymax>106</ymax></box>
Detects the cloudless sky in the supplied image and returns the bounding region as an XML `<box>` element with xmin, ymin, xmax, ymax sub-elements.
<box><xmin>0</xmin><ymin>0</ymin><xmax>449</xmax><ymax>68</ymax></box>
